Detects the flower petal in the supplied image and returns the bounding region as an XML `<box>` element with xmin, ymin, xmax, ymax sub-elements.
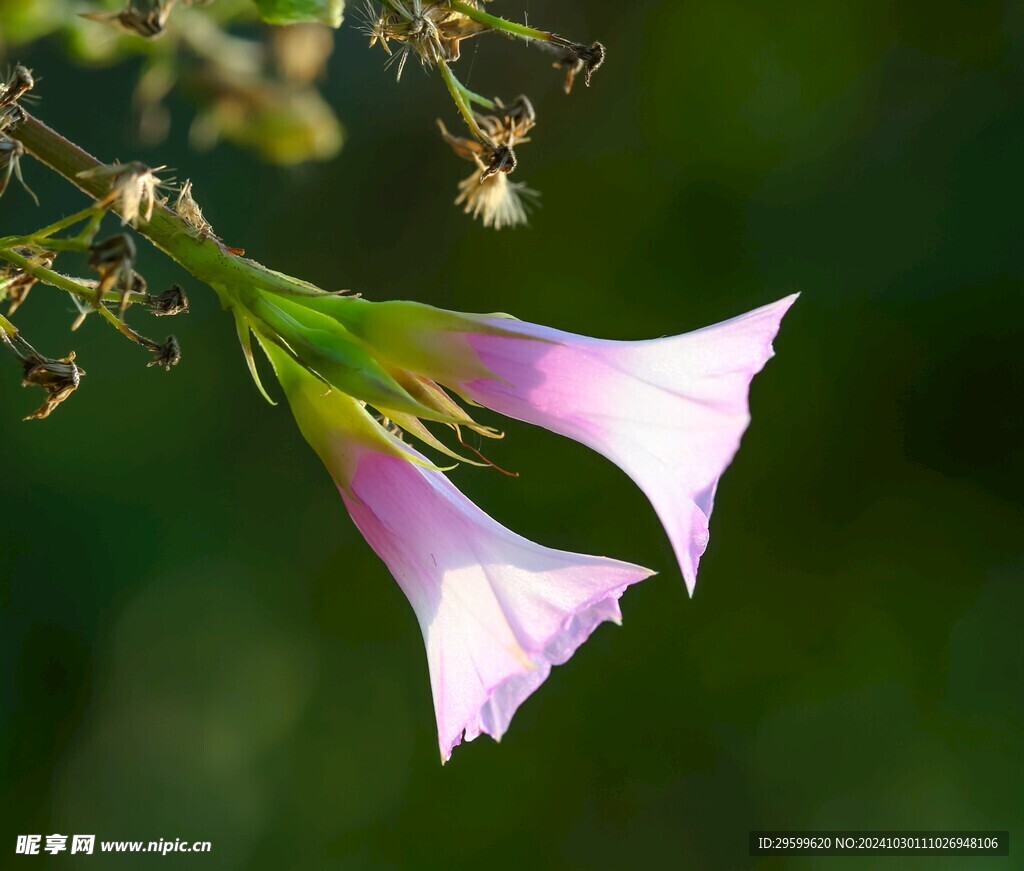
<box><xmin>460</xmin><ymin>295</ymin><xmax>798</xmax><ymax>594</ymax></box>
<box><xmin>340</xmin><ymin>448</ymin><xmax>654</xmax><ymax>761</ymax></box>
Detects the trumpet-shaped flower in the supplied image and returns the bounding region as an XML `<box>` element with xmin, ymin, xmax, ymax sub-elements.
<box><xmin>312</xmin><ymin>295</ymin><xmax>797</xmax><ymax>594</ymax></box>
<box><xmin>264</xmin><ymin>342</ymin><xmax>655</xmax><ymax>761</ymax></box>
<box><xmin>345</xmin><ymin>444</ymin><xmax>655</xmax><ymax>761</ymax></box>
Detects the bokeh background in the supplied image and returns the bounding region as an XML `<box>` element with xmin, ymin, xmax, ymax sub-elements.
<box><xmin>2</xmin><ymin>1</ymin><xmax>1022</xmax><ymax>868</ymax></box>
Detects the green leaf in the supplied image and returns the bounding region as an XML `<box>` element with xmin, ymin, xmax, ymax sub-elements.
<box><xmin>252</xmin><ymin>0</ymin><xmax>344</xmax><ymax>27</ymax></box>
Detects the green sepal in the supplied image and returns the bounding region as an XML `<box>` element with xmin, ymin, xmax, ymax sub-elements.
<box><xmin>258</xmin><ymin>338</ymin><xmax>453</xmax><ymax>491</ymax></box>
<box><xmin>249</xmin><ymin>294</ymin><xmax>467</xmax><ymax>424</ymax></box>
<box><xmin>383</xmin><ymin>412</ymin><xmax>490</xmax><ymax>468</ymax></box>
<box><xmin>233</xmin><ymin>309</ymin><xmax>277</xmax><ymax>406</ymax></box>
<box><xmin>292</xmin><ymin>297</ymin><xmax>524</xmax><ymax>385</ymax></box>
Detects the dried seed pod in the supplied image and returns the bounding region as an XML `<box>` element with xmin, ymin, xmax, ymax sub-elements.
<box><xmin>77</xmin><ymin>161</ymin><xmax>165</xmax><ymax>227</ymax></box>
<box><xmin>453</xmin><ymin>168</ymin><xmax>537</xmax><ymax>230</ymax></box>
<box><xmin>146</xmin><ymin>284</ymin><xmax>189</xmax><ymax>317</ymax></box>
<box><xmin>174</xmin><ymin>180</ymin><xmax>214</xmax><ymax>238</ymax></box>
<box><xmin>361</xmin><ymin>0</ymin><xmax>487</xmax><ymax>80</ymax></box>
<box><xmin>437</xmin><ymin>99</ymin><xmax>539</xmax><ymax>229</ymax></box>
<box><xmin>21</xmin><ymin>353</ymin><xmax>84</xmax><ymax>420</ymax></box>
<box><xmin>540</xmin><ymin>38</ymin><xmax>607</xmax><ymax>94</ymax></box>
<box><xmin>87</xmin><ymin>233</ymin><xmax>138</xmax><ymax>317</ymax></box>
<box><xmin>0</xmin><ymin>65</ymin><xmax>35</xmax><ymax>109</ymax></box>
<box><xmin>1</xmin><ymin>250</ymin><xmax>56</xmax><ymax>314</ymax></box>
<box><xmin>147</xmin><ymin>335</ymin><xmax>181</xmax><ymax>370</ymax></box>
<box><xmin>1</xmin><ymin>330</ymin><xmax>85</xmax><ymax>421</ymax></box>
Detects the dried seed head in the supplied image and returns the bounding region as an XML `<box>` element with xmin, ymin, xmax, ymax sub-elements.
<box><xmin>147</xmin><ymin>335</ymin><xmax>181</xmax><ymax>370</ymax></box>
<box><xmin>78</xmin><ymin>161</ymin><xmax>166</xmax><ymax>227</ymax></box>
<box><xmin>482</xmin><ymin>144</ymin><xmax>516</xmax><ymax>180</ymax></box>
<box><xmin>1</xmin><ymin>330</ymin><xmax>85</xmax><ymax>421</ymax></box>
<box><xmin>438</xmin><ymin>100</ymin><xmax>539</xmax><ymax>228</ymax></box>
<box><xmin>453</xmin><ymin>169</ymin><xmax>537</xmax><ymax>230</ymax></box>
<box><xmin>360</xmin><ymin>0</ymin><xmax>393</xmax><ymax>52</ymax></box>
<box><xmin>1</xmin><ymin>250</ymin><xmax>55</xmax><ymax>314</ymax></box>
<box><xmin>174</xmin><ymin>179</ymin><xmax>214</xmax><ymax>238</ymax></box>
<box><xmin>146</xmin><ymin>284</ymin><xmax>189</xmax><ymax>317</ymax></box>
<box><xmin>88</xmin><ymin>233</ymin><xmax>136</xmax><ymax>274</ymax></box>
<box><xmin>551</xmin><ymin>40</ymin><xmax>607</xmax><ymax>94</ymax></box>
<box><xmin>0</xmin><ymin>65</ymin><xmax>35</xmax><ymax>109</ymax></box>
<box><xmin>21</xmin><ymin>353</ymin><xmax>84</xmax><ymax>420</ymax></box>
<box><xmin>361</xmin><ymin>1</ymin><xmax>487</xmax><ymax>80</ymax></box>
<box><xmin>439</xmin><ymin>97</ymin><xmax>535</xmax><ymax>180</ymax></box>
<box><xmin>87</xmin><ymin>233</ymin><xmax>138</xmax><ymax>316</ymax></box>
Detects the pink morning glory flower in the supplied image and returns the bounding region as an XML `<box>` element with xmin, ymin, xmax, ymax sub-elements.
<box><xmin>342</xmin><ymin>445</ymin><xmax>654</xmax><ymax>761</ymax></box>
<box><xmin>262</xmin><ymin>341</ymin><xmax>654</xmax><ymax>761</ymax></box>
<box><xmin>456</xmin><ymin>296</ymin><xmax>798</xmax><ymax>594</ymax></box>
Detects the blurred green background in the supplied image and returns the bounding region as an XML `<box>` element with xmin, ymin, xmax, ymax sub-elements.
<box><xmin>1</xmin><ymin>1</ymin><xmax>1022</xmax><ymax>868</ymax></box>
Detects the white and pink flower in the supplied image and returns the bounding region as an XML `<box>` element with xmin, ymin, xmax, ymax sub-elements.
<box><xmin>453</xmin><ymin>296</ymin><xmax>797</xmax><ymax>593</ymax></box>
<box><xmin>341</xmin><ymin>445</ymin><xmax>653</xmax><ymax>761</ymax></box>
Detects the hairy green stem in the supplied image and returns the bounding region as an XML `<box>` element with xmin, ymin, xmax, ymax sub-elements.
<box><xmin>438</xmin><ymin>60</ymin><xmax>494</xmax><ymax>145</ymax></box>
<box><xmin>27</xmin><ymin>205</ymin><xmax>100</xmax><ymax>240</ymax></box>
<box><xmin>3</xmin><ymin>236</ymin><xmax>87</xmax><ymax>253</ymax></box>
<box><xmin>0</xmin><ymin>247</ymin><xmax>147</xmax><ymax>309</ymax></box>
<box><xmin>455</xmin><ymin>78</ymin><xmax>496</xmax><ymax>110</ymax></box>
<box><xmin>90</xmin><ymin>299</ymin><xmax>161</xmax><ymax>349</ymax></box>
<box><xmin>447</xmin><ymin>1</ymin><xmax>551</xmax><ymax>42</ymax></box>
<box><xmin>8</xmin><ymin>112</ymin><xmax>332</xmax><ymax>302</ymax></box>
